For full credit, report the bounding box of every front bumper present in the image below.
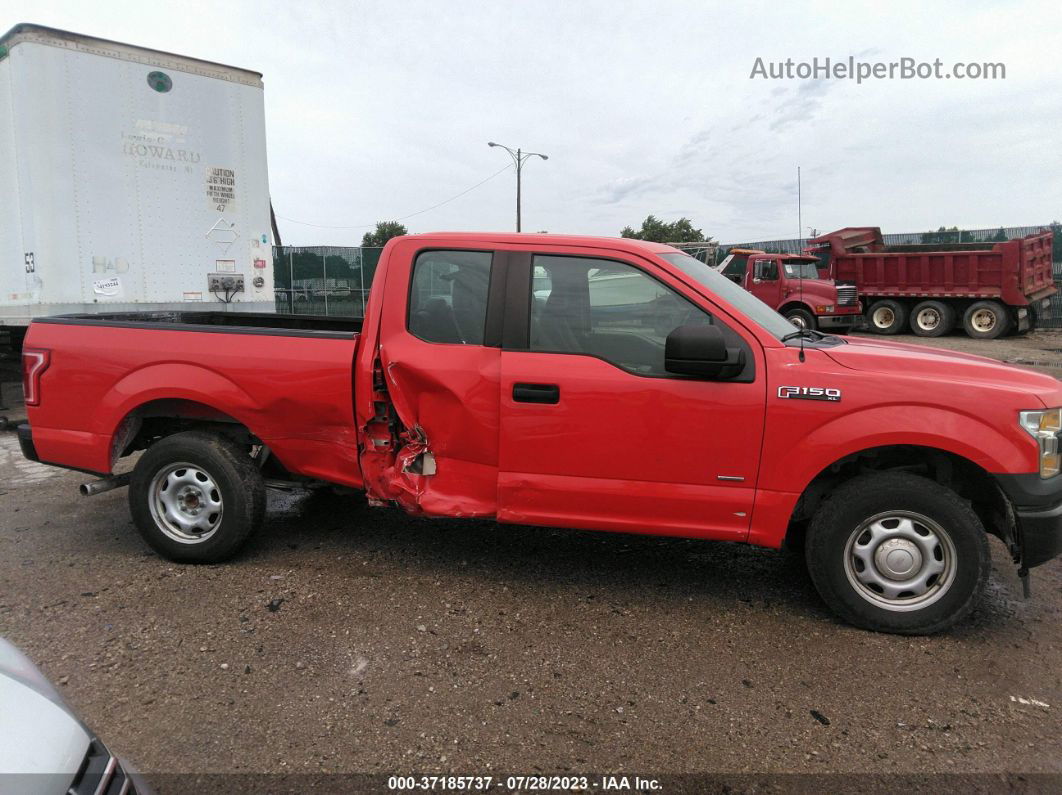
[817,313,864,329]
[994,473,1062,568]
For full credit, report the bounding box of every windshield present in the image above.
[660,252,797,340]
[782,260,820,279]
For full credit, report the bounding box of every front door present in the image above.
[497,251,767,540]
[749,256,783,308]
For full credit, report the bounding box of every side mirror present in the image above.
[665,324,745,379]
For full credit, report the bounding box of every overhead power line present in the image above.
[275,163,514,231]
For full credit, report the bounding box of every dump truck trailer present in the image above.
[805,227,1055,338]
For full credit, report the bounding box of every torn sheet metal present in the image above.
[359,351,500,518]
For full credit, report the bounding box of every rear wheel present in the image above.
[910,300,955,337]
[867,300,907,335]
[962,300,1011,339]
[805,472,989,634]
[785,307,817,331]
[129,431,265,563]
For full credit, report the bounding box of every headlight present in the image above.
[1019,408,1062,478]
[816,305,835,314]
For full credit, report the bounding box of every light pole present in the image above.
[488,142,548,232]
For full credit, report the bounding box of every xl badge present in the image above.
[778,386,841,402]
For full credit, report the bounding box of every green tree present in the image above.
[1049,221,1061,263]
[362,221,408,248]
[919,225,991,244]
[920,226,961,245]
[990,227,1009,242]
[620,215,708,244]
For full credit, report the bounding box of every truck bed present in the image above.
[828,230,1055,305]
[23,312,363,485]
[35,311,361,337]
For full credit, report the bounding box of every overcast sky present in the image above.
[9,0,1062,245]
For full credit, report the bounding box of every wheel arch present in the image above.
[750,402,1034,551]
[99,364,268,468]
[779,301,815,316]
[782,443,1014,553]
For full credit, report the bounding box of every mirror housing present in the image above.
[664,324,745,379]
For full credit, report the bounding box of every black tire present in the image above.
[866,300,907,335]
[129,431,265,563]
[962,300,1011,340]
[805,471,989,635]
[784,307,817,331]
[909,300,955,337]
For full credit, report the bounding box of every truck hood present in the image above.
[822,336,1062,403]
[784,278,836,297]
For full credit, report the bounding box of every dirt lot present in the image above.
[1,333,1061,791]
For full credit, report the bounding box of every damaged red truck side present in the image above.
[19,233,1062,634]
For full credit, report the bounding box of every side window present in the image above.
[529,255,714,376]
[408,250,492,344]
[753,258,778,280]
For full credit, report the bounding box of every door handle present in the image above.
[513,383,560,404]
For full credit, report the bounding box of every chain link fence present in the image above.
[273,246,381,317]
[723,223,1060,256]
[275,223,1062,325]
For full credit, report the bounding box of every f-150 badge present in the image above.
[778,386,841,402]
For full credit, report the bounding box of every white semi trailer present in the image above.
[0,24,275,339]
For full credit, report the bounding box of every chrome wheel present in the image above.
[789,314,808,329]
[970,308,997,333]
[915,307,941,331]
[871,306,894,330]
[843,511,956,612]
[148,462,224,543]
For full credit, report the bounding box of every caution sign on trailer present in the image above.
[206,167,236,212]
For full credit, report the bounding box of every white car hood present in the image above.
[0,652,89,793]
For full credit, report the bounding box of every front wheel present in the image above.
[805,472,989,634]
[129,431,266,563]
[785,307,817,331]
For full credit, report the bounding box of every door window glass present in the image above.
[753,259,778,280]
[529,256,713,375]
[408,251,492,344]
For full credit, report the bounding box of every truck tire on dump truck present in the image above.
[0,24,275,342]
[805,227,1056,339]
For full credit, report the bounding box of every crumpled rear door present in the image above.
[355,241,504,517]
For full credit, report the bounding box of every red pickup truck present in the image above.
[18,233,1062,634]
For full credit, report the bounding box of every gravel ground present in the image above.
[1,333,1061,791]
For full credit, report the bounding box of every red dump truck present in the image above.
[714,248,862,332]
[805,227,1056,338]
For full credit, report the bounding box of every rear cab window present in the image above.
[408,251,493,344]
